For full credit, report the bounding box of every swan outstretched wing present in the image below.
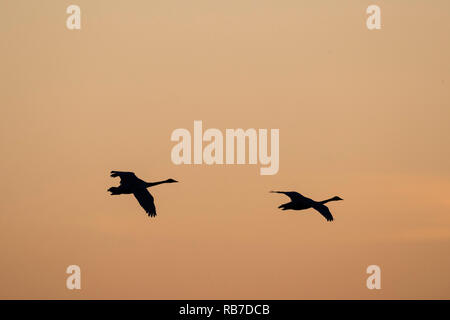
[312,203,334,221]
[133,188,156,217]
[270,191,307,202]
[111,171,138,184]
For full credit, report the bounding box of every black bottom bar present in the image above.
[2,300,448,319]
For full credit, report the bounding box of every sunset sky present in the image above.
[1,0,449,299]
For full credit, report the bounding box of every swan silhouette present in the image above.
[270,191,343,221]
[108,171,178,217]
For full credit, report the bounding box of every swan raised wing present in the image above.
[110,171,140,185]
[270,191,308,202]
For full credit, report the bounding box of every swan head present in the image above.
[332,196,343,201]
[166,178,178,183]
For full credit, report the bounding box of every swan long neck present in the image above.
[145,179,170,188]
[320,197,338,204]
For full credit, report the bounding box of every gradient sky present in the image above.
[1,0,449,299]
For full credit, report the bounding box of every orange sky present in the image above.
[0,0,449,299]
